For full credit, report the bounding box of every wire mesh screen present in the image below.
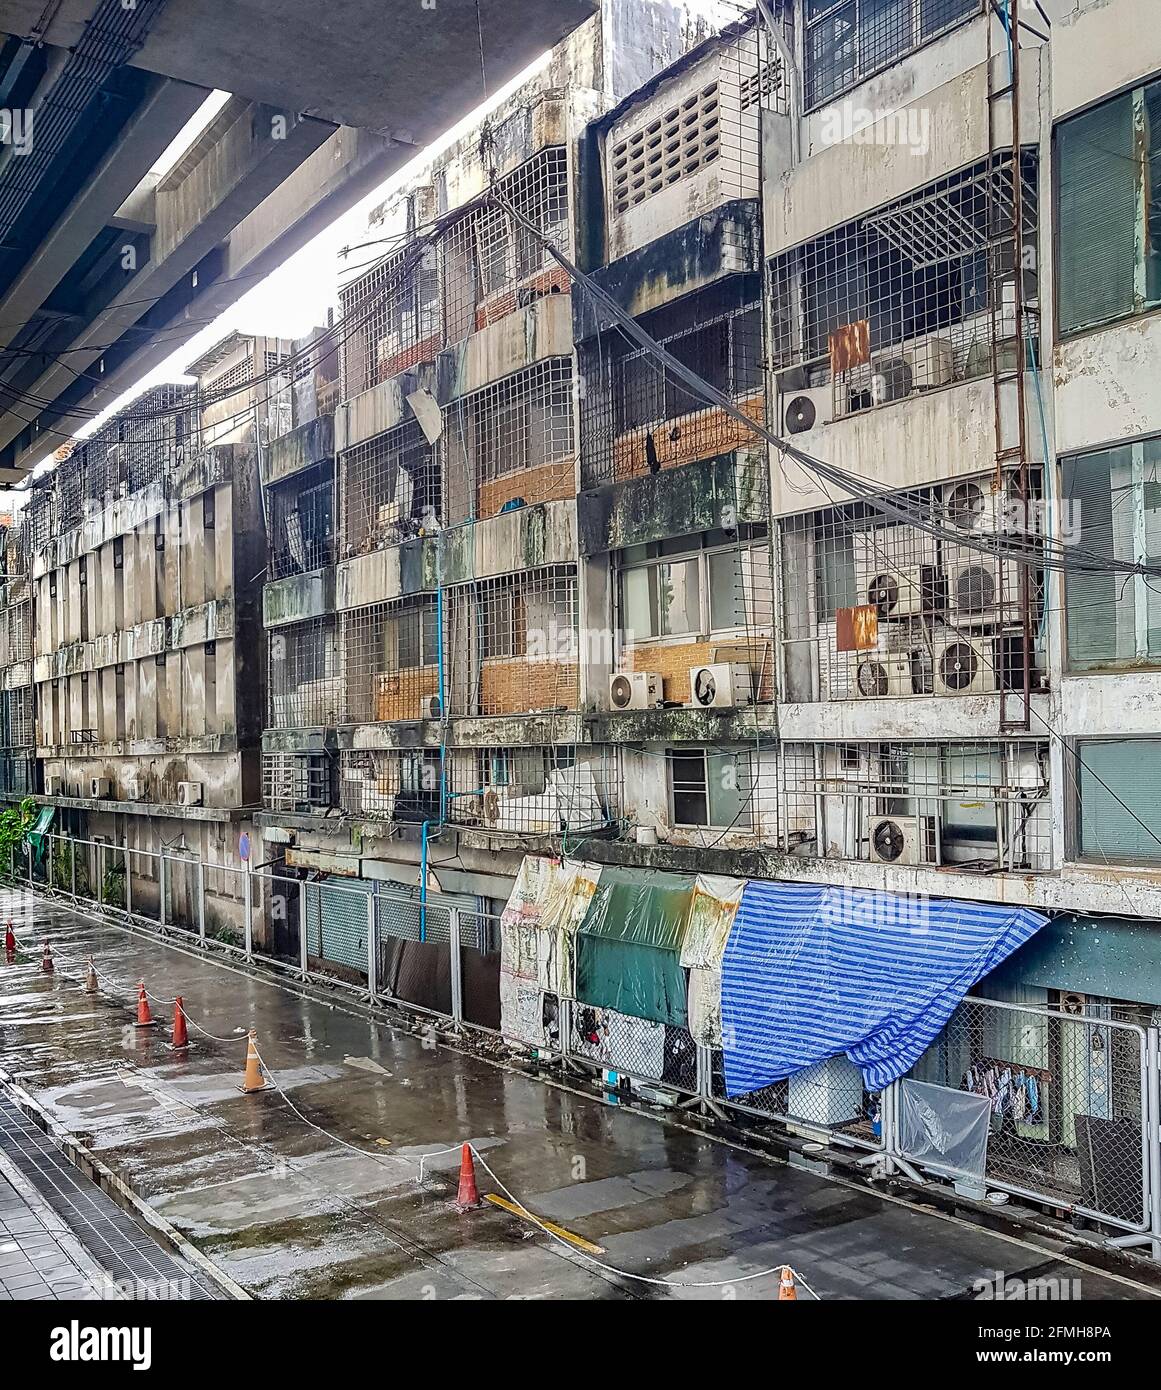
[338,146,571,400]
[339,418,440,554]
[713,1051,880,1143]
[267,464,334,578]
[443,565,578,717]
[339,748,441,821]
[570,1004,698,1094]
[769,151,1038,413]
[909,995,1147,1230]
[0,596,31,667]
[341,598,439,724]
[268,618,342,727]
[803,0,982,111]
[578,277,764,488]
[779,738,1052,871]
[445,746,617,838]
[444,356,576,523]
[778,473,1045,703]
[263,751,335,813]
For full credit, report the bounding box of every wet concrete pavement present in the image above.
[0,888,1156,1301]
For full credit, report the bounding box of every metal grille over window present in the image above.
[443,566,579,717]
[268,618,342,727]
[338,146,571,400]
[267,462,334,578]
[778,738,1052,872]
[578,278,764,488]
[804,0,981,112]
[444,357,576,521]
[339,418,441,553]
[769,151,1038,417]
[777,472,1045,703]
[341,598,441,725]
[445,745,617,839]
[263,751,334,813]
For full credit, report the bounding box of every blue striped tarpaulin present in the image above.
[720,881,1047,1095]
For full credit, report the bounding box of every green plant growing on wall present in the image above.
[0,797,37,879]
[49,837,91,896]
[102,856,126,909]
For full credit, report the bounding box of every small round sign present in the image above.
[238,831,251,863]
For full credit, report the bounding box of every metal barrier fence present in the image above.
[899,995,1152,1236]
[5,836,502,1036]
[6,837,1161,1251]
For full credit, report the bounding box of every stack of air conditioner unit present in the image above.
[942,479,1009,627]
[932,636,998,696]
[853,528,941,621]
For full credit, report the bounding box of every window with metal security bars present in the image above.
[769,152,1038,411]
[338,147,570,399]
[1075,738,1161,867]
[263,751,334,813]
[581,278,764,488]
[338,748,440,821]
[444,567,578,717]
[341,598,440,725]
[268,619,341,727]
[610,82,721,214]
[1061,436,1161,672]
[339,419,440,555]
[268,464,334,578]
[445,746,613,837]
[443,357,575,520]
[669,747,754,829]
[777,475,1043,703]
[1,688,33,749]
[1057,77,1161,335]
[781,738,1051,870]
[803,0,980,111]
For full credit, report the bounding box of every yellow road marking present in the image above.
[484,1193,605,1254]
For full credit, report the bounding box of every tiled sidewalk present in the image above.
[0,1154,110,1300]
[0,1095,218,1300]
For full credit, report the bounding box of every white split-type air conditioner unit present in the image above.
[862,564,943,619]
[177,781,203,807]
[782,384,834,436]
[89,776,110,800]
[855,652,913,699]
[45,775,63,797]
[688,662,753,709]
[934,637,998,696]
[418,694,442,720]
[946,549,1003,623]
[869,815,922,867]
[905,335,955,390]
[609,671,662,711]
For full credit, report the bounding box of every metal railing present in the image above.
[6,836,1161,1252]
[4,833,501,1036]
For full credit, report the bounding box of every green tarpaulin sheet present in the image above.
[27,805,54,864]
[575,935,689,1027]
[574,866,698,1027]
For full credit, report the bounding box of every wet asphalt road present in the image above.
[0,889,1155,1301]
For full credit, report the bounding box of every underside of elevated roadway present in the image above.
[0,0,596,479]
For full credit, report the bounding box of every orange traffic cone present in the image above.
[778,1266,797,1300]
[134,981,155,1028]
[239,1030,266,1092]
[40,940,53,974]
[84,958,98,994]
[170,997,189,1050]
[454,1142,482,1210]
